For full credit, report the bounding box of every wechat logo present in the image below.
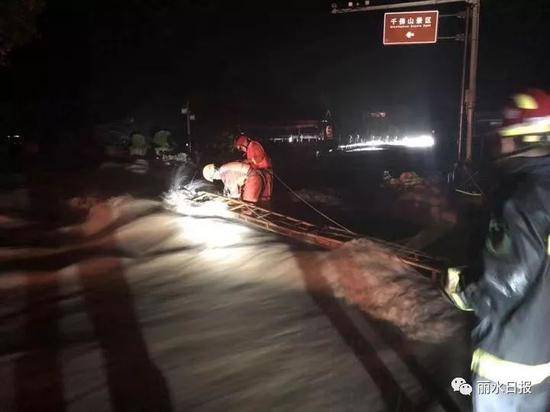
[451,377,473,396]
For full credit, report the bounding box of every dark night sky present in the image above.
[1,0,549,141]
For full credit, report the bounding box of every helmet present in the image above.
[202,164,218,182]
[500,89,550,140]
[494,90,550,157]
[234,134,250,152]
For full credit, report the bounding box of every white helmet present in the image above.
[202,164,219,182]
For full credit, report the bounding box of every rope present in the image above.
[455,189,483,197]
[453,163,485,197]
[269,171,355,234]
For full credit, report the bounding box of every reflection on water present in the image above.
[0,194,470,411]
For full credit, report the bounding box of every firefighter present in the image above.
[203,161,269,203]
[444,89,550,410]
[234,134,273,202]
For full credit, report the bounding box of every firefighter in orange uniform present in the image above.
[233,134,273,203]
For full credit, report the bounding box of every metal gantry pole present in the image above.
[332,0,481,165]
[465,0,480,162]
[457,5,471,161]
[332,0,473,14]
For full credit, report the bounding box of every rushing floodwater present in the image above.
[0,182,471,411]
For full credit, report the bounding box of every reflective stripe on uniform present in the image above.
[472,348,550,385]
[446,268,474,312]
[523,135,543,143]
[500,118,550,137]
[449,291,474,312]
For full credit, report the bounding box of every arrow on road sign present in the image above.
[406,31,415,39]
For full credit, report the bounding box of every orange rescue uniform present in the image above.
[243,140,273,202]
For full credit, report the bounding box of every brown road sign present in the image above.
[383,10,439,45]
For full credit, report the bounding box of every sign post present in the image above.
[383,10,439,45]
[332,0,481,166]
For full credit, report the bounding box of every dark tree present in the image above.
[0,0,45,65]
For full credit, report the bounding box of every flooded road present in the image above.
[0,172,472,411]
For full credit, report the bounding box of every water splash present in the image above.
[169,162,209,195]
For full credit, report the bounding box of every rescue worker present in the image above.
[203,161,271,203]
[444,89,550,410]
[234,134,273,202]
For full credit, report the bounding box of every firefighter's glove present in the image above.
[443,267,474,312]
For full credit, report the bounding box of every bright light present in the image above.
[338,134,435,151]
[183,217,249,248]
[164,189,251,249]
[165,190,230,217]
[348,146,384,152]
[398,134,435,148]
